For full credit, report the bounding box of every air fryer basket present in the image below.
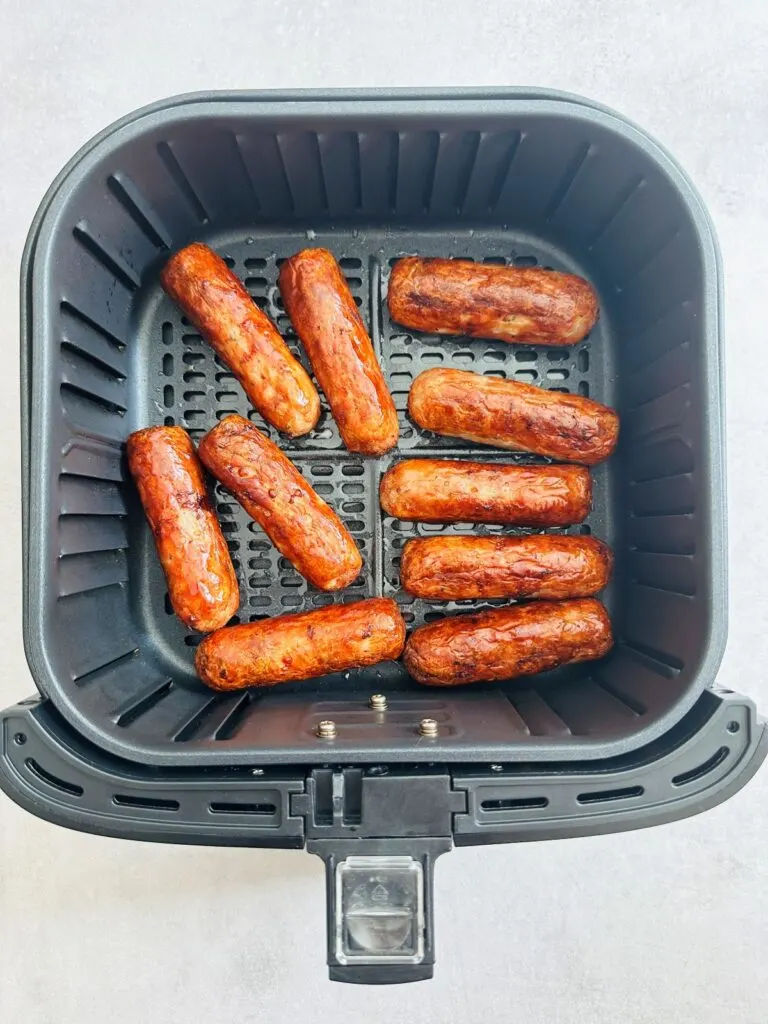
[22,90,726,765]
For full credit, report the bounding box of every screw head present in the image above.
[490,764,503,772]
[317,719,337,739]
[418,718,439,738]
[369,693,388,711]
[251,768,264,776]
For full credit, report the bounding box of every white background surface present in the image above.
[1,2,767,1021]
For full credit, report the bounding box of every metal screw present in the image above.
[490,764,503,773]
[369,693,388,711]
[316,720,337,739]
[419,718,439,738]
[251,768,264,776]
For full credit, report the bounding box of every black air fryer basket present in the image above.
[4,89,765,983]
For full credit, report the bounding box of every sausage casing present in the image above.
[126,426,239,632]
[161,243,320,437]
[388,257,598,346]
[400,534,612,601]
[198,415,362,591]
[408,368,619,465]
[404,598,613,687]
[278,248,398,454]
[380,459,591,526]
[195,598,406,691]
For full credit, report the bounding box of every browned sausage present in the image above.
[195,598,406,691]
[400,534,612,601]
[388,257,598,346]
[278,248,398,454]
[198,415,361,591]
[379,459,591,527]
[126,426,239,632]
[404,598,613,687]
[161,243,320,437]
[408,368,619,465]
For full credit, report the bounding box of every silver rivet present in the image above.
[419,718,439,738]
[369,693,388,711]
[490,764,503,773]
[317,720,337,739]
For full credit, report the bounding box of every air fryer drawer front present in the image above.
[22,90,725,765]
[1,689,764,983]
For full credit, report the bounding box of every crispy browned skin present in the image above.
[161,243,320,437]
[278,248,398,454]
[400,535,613,601]
[388,257,598,346]
[126,426,239,632]
[198,415,361,591]
[408,368,619,464]
[404,598,613,687]
[379,460,591,527]
[195,598,406,691]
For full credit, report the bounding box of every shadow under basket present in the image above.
[23,89,726,766]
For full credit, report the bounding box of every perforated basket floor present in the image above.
[22,91,725,764]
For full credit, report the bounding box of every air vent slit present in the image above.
[73,648,139,685]
[60,381,127,416]
[577,785,644,805]
[231,133,261,214]
[61,341,126,382]
[455,131,481,212]
[115,679,174,728]
[214,692,255,741]
[60,301,126,351]
[586,175,645,250]
[488,130,523,211]
[106,173,172,249]
[25,759,84,797]
[619,639,683,677]
[672,747,730,787]
[543,141,593,222]
[113,794,180,811]
[209,801,276,816]
[156,141,210,224]
[72,223,140,291]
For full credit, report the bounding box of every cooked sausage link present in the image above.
[279,248,398,454]
[379,459,591,527]
[126,426,239,632]
[161,243,320,437]
[198,415,361,591]
[400,535,612,601]
[404,599,613,687]
[195,598,406,691]
[388,257,598,346]
[408,368,619,464]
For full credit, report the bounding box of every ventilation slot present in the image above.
[214,693,254,741]
[107,173,172,248]
[60,382,127,417]
[544,141,593,222]
[157,141,210,223]
[60,301,125,351]
[113,794,180,811]
[72,223,140,290]
[25,759,84,797]
[209,801,276,816]
[73,647,138,685]
[587,175,645,251]
[115,680,173,727]
[481,796,549,811]
[672,747,730,787]
[620,639,683,678]
[577,785,644,805]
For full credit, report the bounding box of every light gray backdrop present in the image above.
[1,2,766,1021]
